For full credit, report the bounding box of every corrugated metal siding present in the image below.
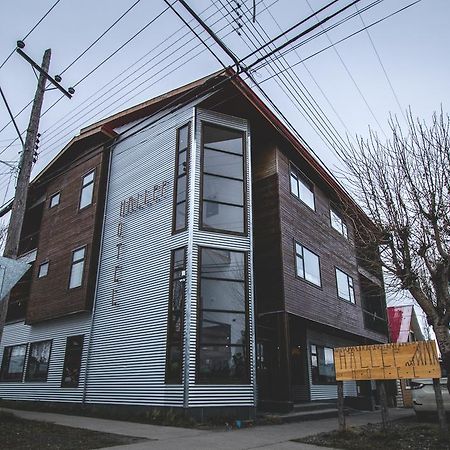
[84,105,196,407]
[0,314,91,402]
[186,109,255,407]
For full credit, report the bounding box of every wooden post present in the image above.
[337,380,346,432]
[377,380,390,430]
[433,378,448,435]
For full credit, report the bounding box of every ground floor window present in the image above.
[197,247,249,384]
[25,340,52,382]
[0,344,27,381]
[61,335,84,387]
[310,344,335,384]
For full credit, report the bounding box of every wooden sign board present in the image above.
[334,341,441,381]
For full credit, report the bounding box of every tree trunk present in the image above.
[433,324,450,395]
[433,378,448,435]
[377,380,390,430]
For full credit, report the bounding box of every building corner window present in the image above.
[330,207,348,238]
[336,268,355,303]
[289,165,315,210]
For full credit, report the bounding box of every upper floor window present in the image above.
[290,165,315,210]
[69,247,86,289]
[330,208,348,238]
[79,170,95,209]
[336,268,355,303]
[0,344,27,381]
[201,124,246,234]
[49,192,60,208]
[295,242,321,287]
[25,340,52,382]
[311,344,335,384]
[173,125,190,232]
[61,335,84,388]
[38,261,49,278]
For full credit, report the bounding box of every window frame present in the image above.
[25,339,52,382]
[165,247,186,384]
[294,241,322,288]
[172,124,191,234]
[78,169,96,210]
[68,245,87,290]
[37,261,49,278]
[61,335,84,388]
[289,164,316,211]
[199,122,247,236]
[49,192,60,208]
[0,343,28,382]
[335,267,356,304]
[310,343,336,385]
[196,246,250,385]
[330,206,348,238]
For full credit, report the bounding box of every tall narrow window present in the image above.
[336,268,355,303]
[290,165,315,210]
[201,124,245,234]
[165,248,186,383]
[295,242,321,287]
[69,247,86,289]
[330,208,348,238]
[61,335,84,387]
[0,344,27,381]
[173,125,190,232]
[25,340,52,382]
[79,170,95,209]
[198,247,249,384]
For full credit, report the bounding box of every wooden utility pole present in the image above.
[0,49,51,345]
[433,377,448,435]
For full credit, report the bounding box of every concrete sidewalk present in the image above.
[1,407,414,449]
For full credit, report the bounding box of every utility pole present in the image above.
[0,45,72,344]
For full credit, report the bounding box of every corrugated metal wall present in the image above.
[0,314,91,402]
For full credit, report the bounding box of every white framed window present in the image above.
[295,242,321,286]
[49,192,60,208]
[330,208,348,238]
[290,166,315,210]
[336,268,355,303]
[79,170,95,209]
[38,261,49,278]
[69,247,86,289]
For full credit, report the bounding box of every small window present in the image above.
[173,125,190,232]
[49,192,60,208]
[330,208,348,238]
[0,344,27,381]
[61,335,84,388]
[295,242,321,286]
[336,268,355,303]
[69,247,86,289]
[79,170,95,209]
[25,340,52,382]
[311,344,335,384]
[38,261,49,278]
[290,166,315,210]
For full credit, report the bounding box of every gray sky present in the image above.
[0,0,449,220]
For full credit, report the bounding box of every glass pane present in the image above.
[73,248,85,262]
[202,201,244,233]
[303,248,321,286]
[50,193,60,208]
[201,248,245,281]
[80,183,94,208]
[38,262,49,278]
[178,149,187,174]
[342,223,348,238]
[290,173,299,197]
[198,345,247,383]
[295,255,304,278]
[203,174,243,206]
[176,175,187,203]
[173,249,185,271]
[62,336,84,388]
[26,341,51,381]
[203,125,243,155]
[2,345,27,380]
[178,125,189,151]
[83,171,95,185]
[69,261,84,289]
[204,149,243,179]
[201,278,245,311]
[318,347,335,381]
[299,178,314,209]
[330,209,342,232]
[175,201,186,230]
[200,311,246,345]
[166,345,182,383]
[336,269,350,301]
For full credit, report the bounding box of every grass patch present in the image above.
[0,410,145,449]
[293,417,450,450]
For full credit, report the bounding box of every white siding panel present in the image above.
[0,314,91,402]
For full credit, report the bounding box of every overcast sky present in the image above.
[0,0,448,218]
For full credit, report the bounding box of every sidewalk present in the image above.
[1,406,414,450]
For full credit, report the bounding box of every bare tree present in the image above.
[342,109,450,394]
